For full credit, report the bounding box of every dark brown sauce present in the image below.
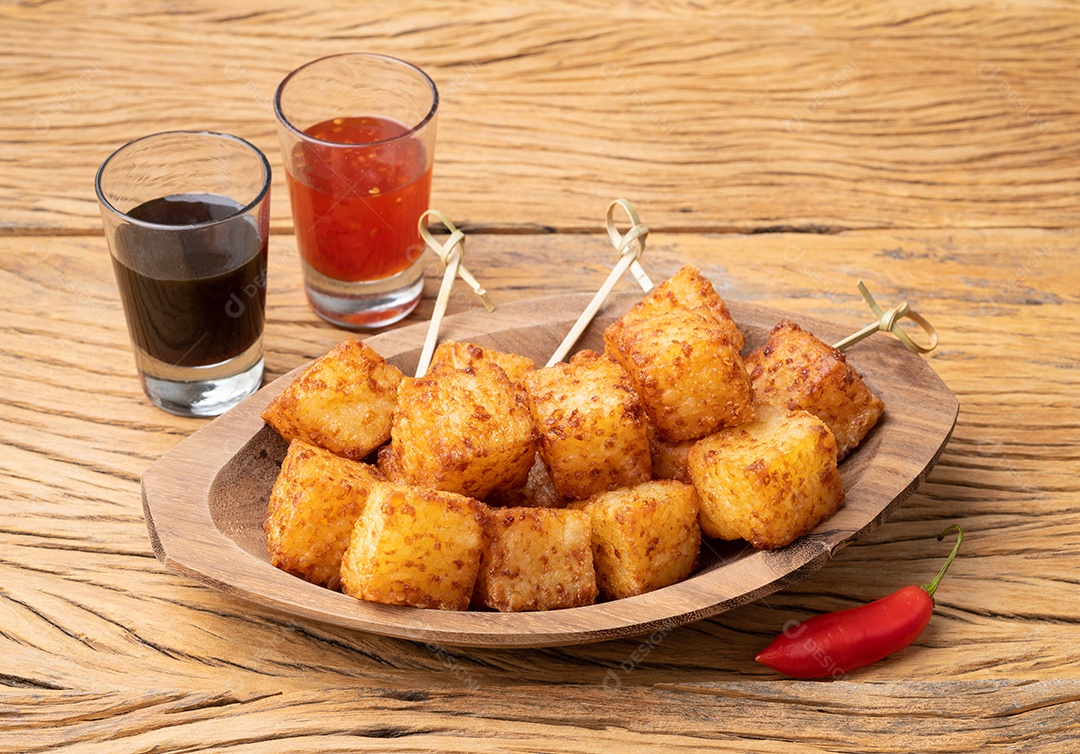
[111,193,266,367]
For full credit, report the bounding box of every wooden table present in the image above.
[3,2,1078,751]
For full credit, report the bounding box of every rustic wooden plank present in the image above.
[2,680,1078,752]
[3,1,1079,233]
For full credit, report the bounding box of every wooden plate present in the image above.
[142,292,958,648]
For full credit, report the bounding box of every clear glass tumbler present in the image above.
[96,131,271,417]
[274,52,438,329]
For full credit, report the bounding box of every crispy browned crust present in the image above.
[339,482,486,611]
[688,407,845,550]
[264,440,384,591]
[484,453,564,509]
[389,361,536,500]
[571,479,701,599]
[745,319,885,460]
[647,421,695,484]
[260,338,403,461]
[524,350,652,502]
[605,308,754,442]
[431,340,536,386]
[604,264,745,352]
[473,507,598,612]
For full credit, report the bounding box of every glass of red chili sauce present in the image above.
[274,53,438,328]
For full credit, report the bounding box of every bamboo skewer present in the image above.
[833,280,938,354]
[414,209,495,377]
[605,199,654,294]
[546,200,654,367]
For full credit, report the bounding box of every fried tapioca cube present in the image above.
[473,507,598,612]
[389,361,536,500]
[485,453,563,509]
[375,444,405,483]
[339,482,485,610]
[647,422,695,484]
[571,480,701,599]
[518,454,561,508]
[524,350,651,502]
[264,440,384,590]
[745,319,885,460]
[430,340,536,386]
[687,407,845,550]
[261,338,403,461]
[605,308,754,442]
[606,264,744,351]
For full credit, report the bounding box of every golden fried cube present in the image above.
[605,309,754,442]
[687,407,845,549]
[339,482,485,610]
[606,264,744,351]
[264,440,384,591]
[485,453,563,509]
[473,507,597,611]
[647,422,695,484]
[376,444,405,483]
[571,480,701,599]
[519,454,562,508]
[261,338,403,461]
[389,361,536,500]
[431,340,535,386]
[745,319,885,460]
[525,350,651,502]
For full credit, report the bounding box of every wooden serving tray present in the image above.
[142,292,958,648]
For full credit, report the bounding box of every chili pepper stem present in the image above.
[924,525,964,597]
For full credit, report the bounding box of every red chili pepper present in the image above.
[755,525,963,679]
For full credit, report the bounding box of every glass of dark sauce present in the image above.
[96,131,271,416]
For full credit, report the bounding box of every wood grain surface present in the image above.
[3,0,1080,751]
[3,1,1079,234]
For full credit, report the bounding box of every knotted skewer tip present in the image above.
[414,209,495,377]
[546,200,654,367]
[832,280,938,354]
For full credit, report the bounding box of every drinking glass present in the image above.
[274,52,438,328]
[96,131,271,417]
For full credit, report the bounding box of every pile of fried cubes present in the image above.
[261,265,884,612]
